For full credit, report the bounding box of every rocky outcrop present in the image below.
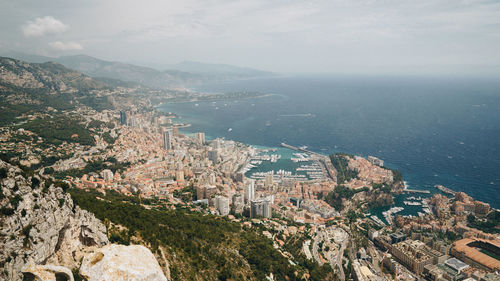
[80,244,169,281]
[21,263,74,281]
[0,160,108,281]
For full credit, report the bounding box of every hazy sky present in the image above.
[1,0,500,74]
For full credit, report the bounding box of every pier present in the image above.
[435,185,456,196]
[281,143,337,181]
[280,143,322,157]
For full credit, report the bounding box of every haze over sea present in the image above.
[162,75,500,209]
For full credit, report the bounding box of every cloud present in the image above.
[49,41,83,51]
[22,16,69,37]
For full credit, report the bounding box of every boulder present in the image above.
[21,264,74,281]
[80,244,169,281]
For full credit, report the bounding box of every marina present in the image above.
[382,206,404,225]
[243,145,330,182]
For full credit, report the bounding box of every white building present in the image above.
[216,196,230,216]
[244,180,255,203]
[101,169,114,181]
[195,132,205,145]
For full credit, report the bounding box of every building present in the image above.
[474,201,490,216]
[368,229,379,241]
[235,172,245,183]
[244,180,255,203]
[208,150,218,164]
[215,196,230,216]
[367,156,384,167]
[211,139,221,150]
[389,239,434,275]
[444,258,469,274]
[101,169,113,181]
[232,194,244,214]
[251,198,271,218]
[195,132,205,145]
[120,111,128,125]
[289,197,302,208]
[352,260,385,281]
[204,185,218,200]
[390,232,406,244]
[163,130,172,150]
[265,174,273,187]
[172,126,179,136]
[175,170,184,183]
[196,185,205,200]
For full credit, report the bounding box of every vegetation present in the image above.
[372,183,391,193]
[467,211,500,234]
[329,153,358,184]
[173,185,197,203]
[0,168,7,179]
[69,188,317,280]
[19,115,95,146]
[323,185,368,211]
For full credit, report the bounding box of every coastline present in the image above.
[158,92,499,217]
[158,101,454,223]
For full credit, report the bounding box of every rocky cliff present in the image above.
[0,160,109,281]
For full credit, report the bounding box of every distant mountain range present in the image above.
[0,51,273,89]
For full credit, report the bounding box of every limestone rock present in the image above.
[80,244,169,281]
[0,160,109,281]
[21,264,74,281]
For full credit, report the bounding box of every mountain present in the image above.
[0,51,273,89]
[54,55,194,88]
[0,57,115,125]
[0,56,108,91]
[167,60,272,77]
[0,50,54,64]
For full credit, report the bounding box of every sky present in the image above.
[1,0,500,74]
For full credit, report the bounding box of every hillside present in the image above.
[0,57,115,125]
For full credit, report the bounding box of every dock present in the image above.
[435,185,456,196]
[280,143,337,181]
[281,143,322,157]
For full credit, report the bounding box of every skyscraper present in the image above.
[244,180,255,203]
[208,150,218,164]
[215,196,230,216]
[163,129,172,150]
[250,198,271,218]
[120,111,128,126]
[195,132,205,145]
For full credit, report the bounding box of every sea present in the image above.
[159,74,500,215]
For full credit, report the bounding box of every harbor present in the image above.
[243,145,331,182]
[367,181,440,224]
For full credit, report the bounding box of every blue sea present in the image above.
[161,74,500,209]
